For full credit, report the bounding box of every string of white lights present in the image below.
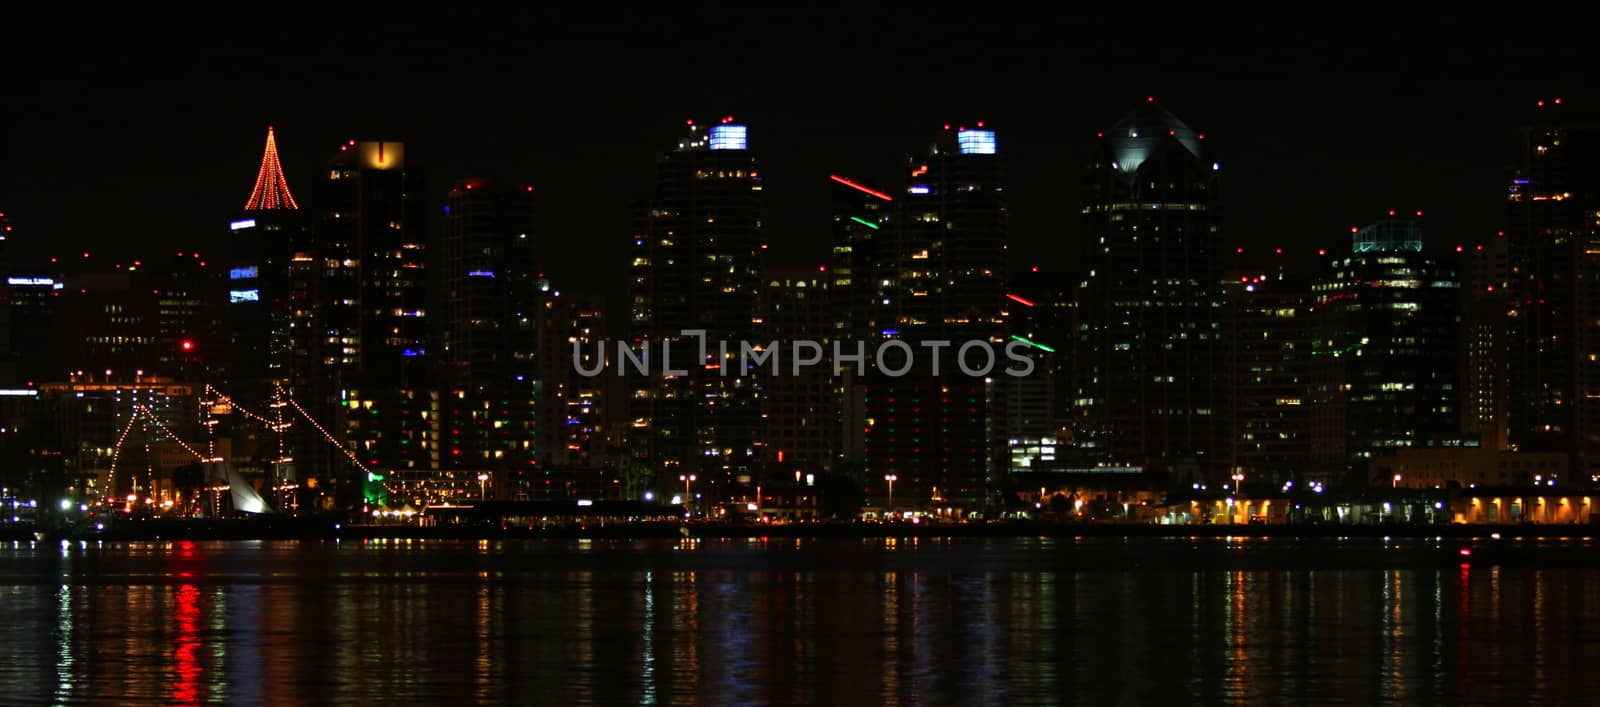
[104,410,141,499]
[276,384,371,475]
[133,405,216,463]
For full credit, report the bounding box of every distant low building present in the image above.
[1372,447,1568,489]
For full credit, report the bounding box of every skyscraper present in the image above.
[296,139,427,507]
[534,288,606,471]
[1073,99,1228,485]
[1505,105,1600,477]
[1225,252,1314,487]
[1311,214,1461,483]
[431,177,542,498]
[1004,268,1071,475]
[761,267,839,473]
[860,124,1009,510]
[629,118,764,492]
[1462,234,1509,450]
[222,127,303,397]
[442,177,538,388]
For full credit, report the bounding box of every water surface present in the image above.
[0,536,1597,705]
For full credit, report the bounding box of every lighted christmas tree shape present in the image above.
[244,126,299,211]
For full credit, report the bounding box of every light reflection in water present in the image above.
[0,537,1594,703]
[171,583,201,705]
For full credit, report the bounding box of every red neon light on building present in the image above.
[829,175,894,202]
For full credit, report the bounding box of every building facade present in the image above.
[1073,100,1229,485]
[628,119,764,493]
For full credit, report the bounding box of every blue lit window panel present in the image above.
[908,185,931,195]
[467,270,496,278]
[957,129,996,154]
[229,289,260,303]
[229,219,257,231]
[229,266,259,280]
[709,125,748,151]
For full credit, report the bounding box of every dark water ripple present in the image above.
[0,537,1596,705]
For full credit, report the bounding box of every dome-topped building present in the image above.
[1104,98,1205,178]
[1073,99,1228,485]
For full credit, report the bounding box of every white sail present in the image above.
[227,465,272,514]
[207,461,273,514]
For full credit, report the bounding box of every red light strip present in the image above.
[244,126,300,211]
[830,174,894,202]
[1006,293,1035,307]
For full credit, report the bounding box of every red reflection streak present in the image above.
[173,584,201,705]
[1455,562,1471,698]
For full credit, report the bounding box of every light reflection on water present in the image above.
[0,537,1598,704]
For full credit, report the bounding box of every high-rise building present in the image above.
[434,177,542,497]
[1311,214,1461,484]
[1073,99,1229,485]
[222,127,304,398]
[1462,234,1509,450]
[534,288,605,471]
[1504,106,1600,477]
[1004,269,1071,474]
[0,213,61,386]
[6,272,58,386]
[57,270,159,378]
[828,174,897,344]
[629,118,764,493]
[1225,252,1314,487]
[296,138,427,507]
[442,177,538,388]
[761,267,839,473]
[828,174,898,469]
[138,253,215,382]
[860,124,1009,510]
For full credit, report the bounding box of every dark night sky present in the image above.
[2,8,1595,303]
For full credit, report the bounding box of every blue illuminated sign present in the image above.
[957,129,996,155]
[230,219,257,231]
[709,124,748,151]
[229,266,258,280]
[229,289,260,303]
[467,270,495,278]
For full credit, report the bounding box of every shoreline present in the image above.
[10,520,1600,542]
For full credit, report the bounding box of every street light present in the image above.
[885,474,898,509]
[679,474,696,514]
[477,473,489,499]
[1393,473,1402,489]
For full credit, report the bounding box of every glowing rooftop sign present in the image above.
[229,266,258,280]
[709,124,748,151]
[229,289,260,303]
[6,277,53,286]
[958,129,996,155]
[230,219,258,231]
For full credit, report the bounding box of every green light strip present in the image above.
[1010,335,1055,353]
[849,216,880,230]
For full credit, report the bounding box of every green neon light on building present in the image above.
[1010,335,1056,353]
[849,216,880,230]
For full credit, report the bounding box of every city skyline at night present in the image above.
[5,10,1600,705]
